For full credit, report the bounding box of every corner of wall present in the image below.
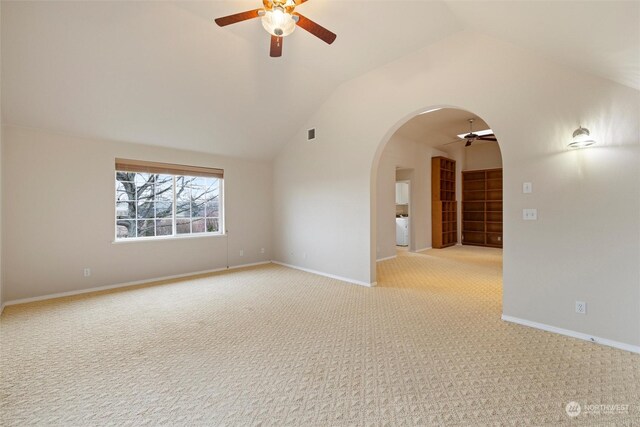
[0,125,3,311]
[0,0,4,309]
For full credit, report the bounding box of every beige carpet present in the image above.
[1,246,638,425]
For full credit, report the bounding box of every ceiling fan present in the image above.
[214,0,337,58]
[445,119,497,147]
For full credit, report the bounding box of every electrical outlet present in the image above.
[83,268,91,277]
[260,248,265,254]
[523,208,537,220]
[576,301,587,314]
[239,250,244,257]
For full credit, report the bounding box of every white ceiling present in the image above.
[446,1,640,91]
[394,108,491,150]
[2,1,638,159]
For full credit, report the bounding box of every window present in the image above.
[115,159,223,240]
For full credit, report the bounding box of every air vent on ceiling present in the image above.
[307,128,316,141]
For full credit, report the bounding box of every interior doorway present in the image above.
[374,107,503,281]
[395,176,410,250]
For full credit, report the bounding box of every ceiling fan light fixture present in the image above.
[262,7,297,37]
[215,0,336,57]
[569,126,596,148]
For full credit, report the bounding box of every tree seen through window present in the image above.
[116,172,221,239]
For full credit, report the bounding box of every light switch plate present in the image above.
[523,208,537,220]
[523,182,533,194]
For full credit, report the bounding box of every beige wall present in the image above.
[0,1,3,307]
[2,126,272,301]
[463,142,503,171]
[273,31,640,347]
[0,125,2,307]
[376,135,446,260]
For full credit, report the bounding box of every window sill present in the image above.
[113,233,227,244]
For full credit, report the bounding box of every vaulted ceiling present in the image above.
[2,1,638,159]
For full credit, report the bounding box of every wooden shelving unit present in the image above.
[461,168,503,248]
[431,156,457,249]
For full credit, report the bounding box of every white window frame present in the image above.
[114,172,225,242]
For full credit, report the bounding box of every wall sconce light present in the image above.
[569,126,596,148]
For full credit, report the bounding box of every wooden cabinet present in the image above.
[431,157,457,248]
[462,168,503,248]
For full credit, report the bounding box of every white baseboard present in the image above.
[272,261,374,288]
[376,255,397,262]
[2,261,272,308]
[415,247,432,253]
[501,314,640,354]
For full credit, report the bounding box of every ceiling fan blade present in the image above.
[477,136,498,141]
[293,13,337,44]
[270,35,283,57]
[214,9,262,27]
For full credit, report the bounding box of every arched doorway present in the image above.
[370,106,504,286]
